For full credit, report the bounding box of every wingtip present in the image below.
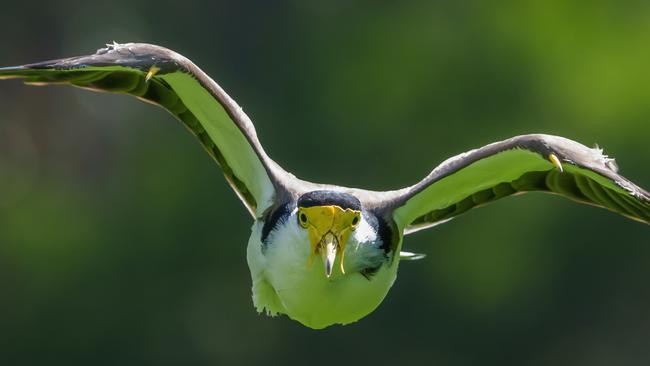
[0,65,29,79]
[0,65,26,72]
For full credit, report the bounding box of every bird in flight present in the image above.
[1,43,648,329]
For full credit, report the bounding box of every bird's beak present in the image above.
[300,205,359,277]
[321,232,338,277]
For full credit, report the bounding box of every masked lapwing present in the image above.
[1,43,648,329]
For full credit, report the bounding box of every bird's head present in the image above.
[297,190,362,277]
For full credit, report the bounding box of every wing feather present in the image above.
[0,43,290,217]
[388,134,650,234]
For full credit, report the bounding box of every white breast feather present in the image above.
[246,212,400,329]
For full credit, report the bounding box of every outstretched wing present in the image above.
[0,42,288,217]
[389,134,650,234]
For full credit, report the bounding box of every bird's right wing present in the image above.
[387,134,650,234]
[0,42,290,217]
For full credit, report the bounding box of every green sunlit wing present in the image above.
[390,134,650,234]
[0,42,286,217]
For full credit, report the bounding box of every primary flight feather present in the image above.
[1,43,648,329]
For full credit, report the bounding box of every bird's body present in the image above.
[247,212,397,328]
[1,42,649,329]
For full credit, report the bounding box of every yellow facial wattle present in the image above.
[298,205,360,277]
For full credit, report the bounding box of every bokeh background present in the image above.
[1,1,649,365]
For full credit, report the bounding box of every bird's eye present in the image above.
[351,215,359,227]
[299,212,308,227]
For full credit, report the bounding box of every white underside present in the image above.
[246,217,400,329]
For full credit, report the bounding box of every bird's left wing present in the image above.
[387,134,650,234]
[0,43,288,217]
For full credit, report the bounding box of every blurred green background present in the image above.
[1,1,649,365]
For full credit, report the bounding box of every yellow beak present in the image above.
[321,232,338,277]
[299,205,360,277]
